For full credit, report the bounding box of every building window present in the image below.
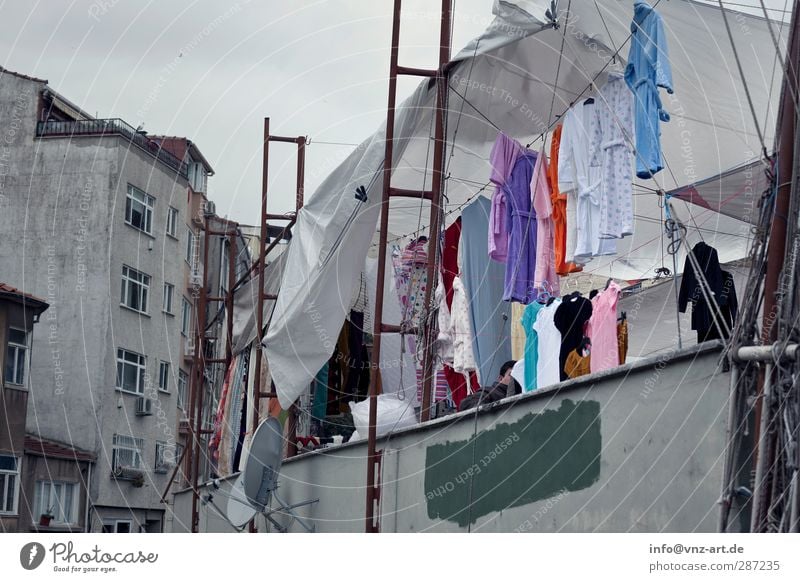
[158,361,169,392]
[181,297,192,337]
[154,442,173,474]
[116,348,146,395]
[188,162,206,193]
[125,184,154,234]
[33,481,77,525]
[102,520,132,533]
[4,328,28,386]
[162,282,174,314]
[120,265,150,314]
[166,207,179,238]
[111,435,144,471]
[0,456,20,514]
[177,370,188,411]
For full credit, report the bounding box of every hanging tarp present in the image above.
[265,0,786,407]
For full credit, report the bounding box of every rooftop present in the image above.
[25,434,96,463]
[0,282,49,314]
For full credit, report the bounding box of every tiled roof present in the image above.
[25,434,96,462]
[0,282,49,311]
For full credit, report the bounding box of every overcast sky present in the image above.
[0,0,499,225]
[0,0,790,226]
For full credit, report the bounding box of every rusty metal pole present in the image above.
[753,4,800,532]
[252,118,270,444]
[419,0,451,423]
[226,231,236,364]
[365,0,403,534]
[296,137,306,211]
[190,210,212,532]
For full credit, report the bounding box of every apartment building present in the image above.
[0,65,219,532]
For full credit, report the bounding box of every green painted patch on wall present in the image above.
[424,399,601,527]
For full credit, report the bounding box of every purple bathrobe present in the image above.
[503,150,538,304]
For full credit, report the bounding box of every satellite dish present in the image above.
[243,416,283,511]
[225,474,256,528]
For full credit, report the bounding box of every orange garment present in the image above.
[548,124,582,276]
[565,348,591,379]
[617,319,629,365]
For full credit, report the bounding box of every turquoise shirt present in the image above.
[522,301,545,391]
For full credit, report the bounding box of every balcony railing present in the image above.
[36,118,188,178]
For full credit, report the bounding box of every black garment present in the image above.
[696,270,738,342]
[554,293,593,381]
[678,242,724,334]
[457,381,514,412]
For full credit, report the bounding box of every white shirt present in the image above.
[451,276,477,373]
[533,299,562,388]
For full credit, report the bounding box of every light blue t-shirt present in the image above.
[521,301,545,391]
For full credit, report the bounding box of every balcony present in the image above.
[36,118,188,178]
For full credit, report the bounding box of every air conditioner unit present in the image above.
[178,418,190,433]
[135,397,153,416]
[204,201,216,217]
[112,466,145,482]
[189,272,203,287]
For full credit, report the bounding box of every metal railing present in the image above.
[36,118,188,178]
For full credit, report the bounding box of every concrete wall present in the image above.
[173,342,733,533]
[0,72,189,529]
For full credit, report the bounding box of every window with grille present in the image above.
[120,265,150,313]
[0,455,19,514]
[125,184,154,234]
[166,206,178,238]
[154,442,174,473]
[4,328,28,385]
[116,348,146,394]
[111,435,144,471]
[33,480,77,524]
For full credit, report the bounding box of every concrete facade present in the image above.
[173,342,736,533]
[0,69,214,532]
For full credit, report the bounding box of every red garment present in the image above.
[548,125,582,276]
[442,218,462,309]
[444,365,479,409]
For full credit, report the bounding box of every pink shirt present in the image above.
[588,282,621,373]
[531,149,560,296]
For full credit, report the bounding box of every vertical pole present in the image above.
[754,6,800,526]
[365,0,403,534]
[226,231,236,365]
[419,0,451,423]
[190,210,211,533]
[296,137,306,211]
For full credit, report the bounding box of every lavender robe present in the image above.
[488,132,523,262]
[503,150,538,304]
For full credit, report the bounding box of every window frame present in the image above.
[180,297,192,337]
[33,480,78,525]
[0,455,20,515]
[125,184,155,235]
[177,370,188,411]
[111,434,144,471]
[115,348,146,395]
[162,282,174,315]
[166,206,179,238]
[154,441,173,474]
[120,265,151,314]
[157,361,170,393]
[5,327,29,386]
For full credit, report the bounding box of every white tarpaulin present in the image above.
[266,0,786,407]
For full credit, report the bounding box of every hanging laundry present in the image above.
[625,1,674,179]
[443,366,478,410]
[521,300,545,391]
[397,237,430,329]
[587,282,622,373]
[533,298,562,389]
[593,72,635,238]
[548,124,582,275]
[441,218,462,309]
[451,276,478,373]
[558,99,616,263]
[488,132,523,262]
[510,302,526,360]
[565,345,591,379]
[617,316,629,365]
[554,292,593,381]
[435,277,454,363]
[504,149,539,304]
[697,270,738,343]
[678,242,727,342]
[531,148,561,295]
[462,197,513,385]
